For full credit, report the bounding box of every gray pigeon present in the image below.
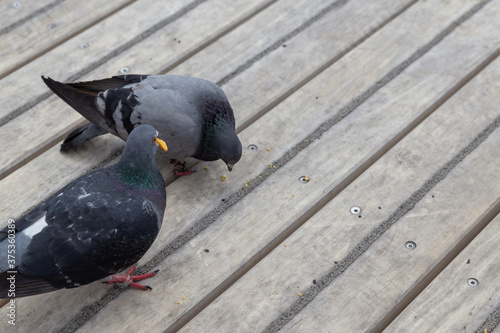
[0,125,168,298]
[42,75,242,176]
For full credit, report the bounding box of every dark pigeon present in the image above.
[0,125,168,298]
[42,75,242,175]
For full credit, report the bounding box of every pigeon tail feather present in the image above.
[61,123,107,152]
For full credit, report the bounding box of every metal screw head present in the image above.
[80,43,89,49]
[120,67,129,74]
[247,144,257,151]
[405,241,416,250]
[350,206,361,215]
[12,2,21,8]
[299,176,310,183]
[467,278,479,287]
[48,23,57,29]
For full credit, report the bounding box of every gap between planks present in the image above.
[372,197,500,332]
[0,0,277,182]
[0,0,136,80]
[0,0,62,35]
[0,0,207,127]
[18,0,492,330]
[170,45,500,333]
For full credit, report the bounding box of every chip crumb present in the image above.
[164,290,168,293]
[90,290,93,293]
[292,194,294,197]
[283,243,287,247]
[266,148,270,151]
[248,171,252,174]
[304,176,310,181]
[177,301,180,305]
[221,175,226,181]
[204,166,208,170]
[298,292,302,297]
[182,296,186,300]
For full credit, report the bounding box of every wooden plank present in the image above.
[281,112,500,332]
[0,0,55,32]
[0,0,444,330]
[0,0,133,78]
[0,0,417,220]
[0,3,464,224]
[71,2,500,332]
[0,0,192,120]
[178,9,500,333]
[384,215,500,332]
[0,0,274,178]
[0,0,340,178]
[0,0,422,331]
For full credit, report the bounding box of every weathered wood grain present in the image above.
[0,0,417,223]
[0,0,192,119]
[280,65,500,333]
[0,0,56,32]
[179,8,500,333]
[74,1,500,332]
[0,0,133,78]
[0,0,273,178]
[385,215,500,332]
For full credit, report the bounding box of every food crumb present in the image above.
[90,290,93,293]
[291,194,294,197]
[283,243,287,247]
[204,166,208,170]
[304,176,310,181]
[266,148,270,151]
[164,290,168,293]
[298,292,302,297]
[177,301,180,305]
[221,175,226,181]
[182,296,186,300]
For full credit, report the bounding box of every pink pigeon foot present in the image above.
[170,159,195,176]
[104,265,159,290]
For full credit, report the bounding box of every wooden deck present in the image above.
[1,0,500,332]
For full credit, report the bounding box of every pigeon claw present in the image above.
[170,159,195,176]
[104,265,158,291]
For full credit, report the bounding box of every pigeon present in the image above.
[42,75,243,176]
[0,125,168,298]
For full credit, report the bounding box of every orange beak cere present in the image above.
[154,138,168,151]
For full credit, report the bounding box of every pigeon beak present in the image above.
[154,138,168,151]
[226,163,234,172]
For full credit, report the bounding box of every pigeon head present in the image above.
[116,125,168,188]
[207,118,242,172]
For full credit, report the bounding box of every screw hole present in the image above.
[80,43,89,49]
[299,176,310,183]
[467,278,479,287]
[120,67,129,74]
[405,241,416,250]
[247,144,257,151]
[12,2,21,8]
[350,206,361,214]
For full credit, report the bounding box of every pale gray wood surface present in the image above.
[385,215,500,332]
[0,0,133,77]
[0,0,499,332]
